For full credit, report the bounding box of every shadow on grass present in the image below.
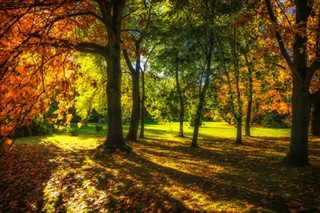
[129,136,320,211]
[0,143,62,212]
[1,134,320,212]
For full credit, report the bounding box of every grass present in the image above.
[143,122,291,138]
[0,122,319,212]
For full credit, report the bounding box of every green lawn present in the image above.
[1,122,319,212]
[143,122,291,138]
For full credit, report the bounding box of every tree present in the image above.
[121,0,154,141]
[190,0,216,148]
[74,53,107,121]
[265,0,320,165]
[1,0,132,150]
[0,1,79,149]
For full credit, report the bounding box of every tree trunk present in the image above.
[104,1,126,150]
[284,77,310,165]
[245,98,252,137]
[175,65,184,137]
[126,70,140,140]
[191,54,211,148]
[139,69,145,138]
[245,55,253,137]
[265,0,313,166]
[124,39,142,141]
[311,102,320,136]
[235,117,242,144]
[283,0,310,166]
[104,48,125,149]
[191,90,205,148]
[126,54,140,141]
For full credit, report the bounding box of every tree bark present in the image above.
[245,55,253,137]
[139,68,145,138]
[236,117,242,144]
[284,76,310,165]
[283,0,310,166]
[245,98,252,137]
[124,43,141,141]
[104,48,125,149]
[191,53,212,148]
[126,68,140,141]
[191,88,206,148]
[104,0,126,150]
[175,65,185,137]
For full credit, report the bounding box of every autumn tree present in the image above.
[121,0,154,141]
[0,1,77,151]
[0,0,138,151]
[265,0,320,166]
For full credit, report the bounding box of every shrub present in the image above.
[261,111,289,128]
[14,119,53,137]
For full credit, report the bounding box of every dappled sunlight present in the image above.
[42,155,111,212]
[40,135,101,151]
[2,125,320,212]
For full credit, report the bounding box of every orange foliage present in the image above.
[0,1,80,142]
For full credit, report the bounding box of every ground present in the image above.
[0,122,319,212]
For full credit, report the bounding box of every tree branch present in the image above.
[28,32,107,56]
[265,0,295,72]
[122,49,135,74]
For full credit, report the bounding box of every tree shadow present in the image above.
[1,134,319,212]
[0,142,62,212]
[127,136,320,211]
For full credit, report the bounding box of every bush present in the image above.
[261,111,289,128]
[14,119,53,137]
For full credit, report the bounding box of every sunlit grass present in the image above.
[3,122,319,212]
[41,135,101,150]
[144,121,291,139]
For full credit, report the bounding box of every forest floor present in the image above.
[0,123,320,212]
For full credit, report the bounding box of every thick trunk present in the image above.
[311,102,320,136]
[139,70,145,138]
[283,0,310,166]
[284,76,310,166]
[103,0,126,149]
[236,117,242,144]
[104,49,125,148]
